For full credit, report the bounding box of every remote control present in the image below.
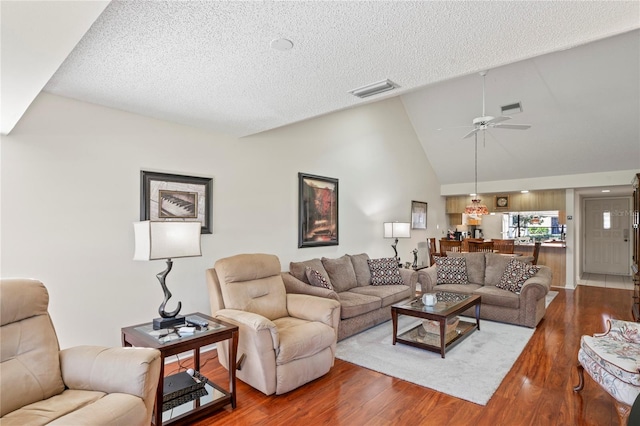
[185,316,208,327]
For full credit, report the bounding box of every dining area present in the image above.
[429,238,539,263]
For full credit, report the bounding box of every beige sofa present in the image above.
[417,252,552,328]
[282,253,418,340]
[0,279,161,426]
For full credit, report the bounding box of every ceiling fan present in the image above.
[460,70,531,139]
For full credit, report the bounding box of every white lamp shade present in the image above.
[383,222,411,238]
[133,221,202,261]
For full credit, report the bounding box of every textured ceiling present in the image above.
[3,1,639,190]
[42,1,639,139]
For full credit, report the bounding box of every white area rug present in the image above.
[335,291,559,406]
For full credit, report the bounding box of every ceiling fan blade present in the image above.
[463,128,480,139]
[493,123,531,130]
[486,115,511,124]
[436,125,474,131]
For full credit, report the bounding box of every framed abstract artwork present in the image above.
[298,173,339,248]
[140,171,212,234]
[411,200,428,229]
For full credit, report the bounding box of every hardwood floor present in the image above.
[165,285,634,425]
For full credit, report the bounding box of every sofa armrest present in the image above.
[215,308,279,351]
[399,269,418,294]
[281,272,339,301]
[286,293,341,332]
[60,346,161,400]
[520,265,551,300]
[417,266,437,292]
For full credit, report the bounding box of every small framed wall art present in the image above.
[140,171,212,234]
[298,173,339,248]
[411,200,428,229]
[494,195,510,210]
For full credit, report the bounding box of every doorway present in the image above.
[583,197,632,275]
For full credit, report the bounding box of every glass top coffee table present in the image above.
[391,292,481,358]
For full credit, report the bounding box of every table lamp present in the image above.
[383,222,411,265]
[133,221,202,329]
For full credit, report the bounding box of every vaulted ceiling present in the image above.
[3,1,639,189]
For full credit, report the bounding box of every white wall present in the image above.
[1,93,444,348]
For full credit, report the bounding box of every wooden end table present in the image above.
[121,312,238,426]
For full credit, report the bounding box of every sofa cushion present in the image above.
[336,292,382,319]
[435,257,468,285]
[445,252,486,285]
[431,283,481,295]
[273,317,337,364]
[496,258,541,293]
[474,286,520,309]
[304,267,333,290]
[484,253,512,285]
[290,258,332,288]
[580,335,640,386]
[322,255,358,292]
[348,253,372,286]
[367,258,404,285]
[349,285,411,307]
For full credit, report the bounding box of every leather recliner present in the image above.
[206,253,340,395]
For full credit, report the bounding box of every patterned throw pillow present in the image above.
[367,258,404,285]
[435,257,468,285]
[304,267,333,290]
[496,258,541,293]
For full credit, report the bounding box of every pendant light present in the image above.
[464,133,489,217]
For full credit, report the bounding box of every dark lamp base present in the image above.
[153,315,185,330]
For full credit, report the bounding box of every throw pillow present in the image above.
[304,267,333,290]
[445,252,486,284]
[435,257,468,285]
[289,258,332,287]
[496,258,541,293]
[367,258,404,285]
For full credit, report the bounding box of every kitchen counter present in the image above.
[515,241,566,248]
[515,243,565,287]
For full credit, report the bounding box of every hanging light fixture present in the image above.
[464,133,489,217]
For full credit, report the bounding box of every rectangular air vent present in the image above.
[349,79,399,99]
[501,102,523,115]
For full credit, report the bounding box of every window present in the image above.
[502,211,564,241]
[603,211,611,230]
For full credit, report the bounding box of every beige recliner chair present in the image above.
[206,253,341,395]
[0,279,161,425]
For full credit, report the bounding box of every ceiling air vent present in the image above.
[349,79,399,99]
[501,102,523,115]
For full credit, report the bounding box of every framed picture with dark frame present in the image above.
[140,171,212,234]
[298,173,339,248]
[411,200,428,229]
[495,195,510,211]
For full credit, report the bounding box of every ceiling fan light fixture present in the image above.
[501,102,523,115]
[349,79,399,99]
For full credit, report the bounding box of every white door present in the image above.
[584,197,631,275]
